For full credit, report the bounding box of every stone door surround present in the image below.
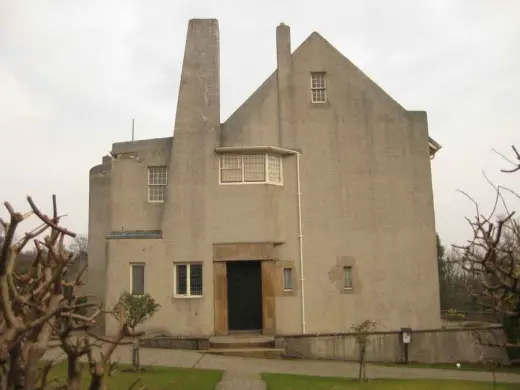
[213,242,276,336]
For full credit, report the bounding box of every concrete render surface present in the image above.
[44,344,520,387]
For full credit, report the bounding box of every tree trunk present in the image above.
[23,295,60,390]
[358,348,363,379]
[7,347,24,390]
[133,335,140,371]
[358,344,367,381]
[88,371,102,390]
[66,355,82,390]
[23,345,46,390]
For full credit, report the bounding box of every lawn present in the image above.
[262,373,519,390]
[376,362,520,374]
[44,361,222,390]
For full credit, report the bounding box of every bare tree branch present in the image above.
[0,195,141,390]
[453,145,519,353]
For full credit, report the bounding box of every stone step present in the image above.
[209,335,275,350]
[206,348,284,359]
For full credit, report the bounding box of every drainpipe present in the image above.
[296,152,306,334]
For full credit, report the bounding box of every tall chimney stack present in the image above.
[276,23,294,148]
[162,19,220,254]
[276,23,291,71]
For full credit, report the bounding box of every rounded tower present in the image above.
[87,155,112,335]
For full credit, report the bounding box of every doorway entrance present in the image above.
[226,261,263,331]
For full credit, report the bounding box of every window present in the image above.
[268,155,282,183]
[311,72,327,103]
[130,264,145,295]
[174,263,203,297]
[220,154,282,185]
[344,266,353,289]
[220,155,242,183]
[243,154,265,182]
[148,166,167,202]
[283,268,293,291]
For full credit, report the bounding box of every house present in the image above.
[87,19,442,337]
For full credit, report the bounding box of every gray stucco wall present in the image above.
[275,33,441,332]
[110,138,171,231]
[221,73,279,147]
[87,160,111,333]
[96,20,441,337]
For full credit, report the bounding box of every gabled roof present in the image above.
[225,30,441,158]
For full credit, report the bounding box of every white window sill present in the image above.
[219,181,283,186]
[173,294,203,299]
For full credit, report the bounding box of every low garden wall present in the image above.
[140,336,210,350]
[278,325,509,364]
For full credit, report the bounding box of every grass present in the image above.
[262,373,519,389]
[44,361,222,390]
[376,362,520,374]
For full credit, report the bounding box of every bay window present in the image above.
[219,154,283,185]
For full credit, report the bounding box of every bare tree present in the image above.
[68,234,88,260]
[453,145,520,318]
[452,145,519,361]
[0,195,142,390]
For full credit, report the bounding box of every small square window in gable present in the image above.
[311,72,327,103]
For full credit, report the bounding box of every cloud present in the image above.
[0,0,519,247]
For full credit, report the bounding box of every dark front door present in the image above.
[227,261,263,331]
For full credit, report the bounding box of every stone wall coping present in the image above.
[278,324,504,339]
[141,335,210,341]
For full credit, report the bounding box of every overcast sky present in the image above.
[1,0,518,249]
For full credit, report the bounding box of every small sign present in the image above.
[402,332,411,344]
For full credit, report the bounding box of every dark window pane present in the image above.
[132,265,144,295]
[344,266,353,289]
[190,264,203,296]
[176,264,187,295]
[283,268,292,290]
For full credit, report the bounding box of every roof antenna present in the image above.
[131,118,135,141]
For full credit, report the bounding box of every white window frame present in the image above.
[310,72,327,103]
[219,154,283,186]
[129,263,145,295]
[343,266,353,290]
[147,166,168,203]
[173,263,203,298]
[283,268,293,291]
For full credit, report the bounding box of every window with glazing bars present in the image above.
[148,166,167,202]
[311,72,327,103]
[174,263,203,297]
[220,154,282,184]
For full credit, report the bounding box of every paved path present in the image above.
[44,345,520,387]
[215,371,266,390]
